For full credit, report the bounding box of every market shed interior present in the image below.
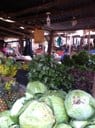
[0,2,95,125]
[0,0,94,38]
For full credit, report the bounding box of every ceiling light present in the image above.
[0,17,3,20]
[4,19,15,23]
[32,30,34,33]
[71,17,77,26]
[19,26,24,29]
[46,12,51,27]
[0,17,15,23]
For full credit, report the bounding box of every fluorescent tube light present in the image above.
[0,17,15,23]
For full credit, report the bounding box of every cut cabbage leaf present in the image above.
[10,97,26,123]
[40,93,69,123]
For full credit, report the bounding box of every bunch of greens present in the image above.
[71,50,89,66]
[28,55,74,91]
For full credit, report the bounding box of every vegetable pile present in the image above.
[0,81,95,128]
[28,52,95,94]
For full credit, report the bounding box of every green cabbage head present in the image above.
[54,123,72,128]
[70,120,88,128]
[19,100,55,128]
[0,110,15,128]
[26,81,47,97]
[64,90,95,120]
[85,125,95,128]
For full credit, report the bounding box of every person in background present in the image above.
[14,44,21,58]
[0,41,6,53]
[60,46,69,62]
[23,39,33,58]
[56,36,63,49]
[3,43,14,56]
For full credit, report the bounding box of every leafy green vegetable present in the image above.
[46,89,67,100]
[28,55,74,91]
[70,120,88,128]
[19,100,55,128]
[64,90,95,120]
[85,125,95,128]
[54,123,72,128]
[0,110,15,128]
[40,91,69,124]
[9,124,20,128]
[10,97,26,123]
[26,81,47,96]
[72,50,89,66]
[48,95,69,123]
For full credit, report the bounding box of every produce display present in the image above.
[0,97,8,112]
[0,51,95,127]
[0,81,94,128]
[28,54,74,91]
[28,51,95,94]
[0,78,25,110]
[0,52,29,77]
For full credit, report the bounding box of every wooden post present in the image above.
[73,36,74,45]
[19,38,24,54]
[88,29,90,51]
[69,36,73,58]
[65,33,68,48]
[47,31,54,55]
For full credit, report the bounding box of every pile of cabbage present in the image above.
[1,81,95,128]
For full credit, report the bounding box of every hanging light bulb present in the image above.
[72,17,77,26]
[46,12,51,27]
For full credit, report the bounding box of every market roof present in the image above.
[0,0,95,38]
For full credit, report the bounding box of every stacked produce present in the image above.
[0,57,18,77]
[0,78,24,110]
[0,56,29,78]
[0,51,95,127]
[0,81,95,128]
[0,97,8,112]
[28,51,95,94]
[28,55,74,91]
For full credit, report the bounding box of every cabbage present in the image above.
[0,110,15,128]
[54,123,72,128]
[9,124,20,128]
[19,100,55,128]
[45,89,67,100]
[65,90,95,120]
[87,116,95,127]
[25,92,34,100]
[49,95,69,123]
[85,125,95,128]
[26,81,47,96]
[70,120,88,128]
[0,110,10,117]
[89,115,95,124]
[40,93,69,123]
[10,97,26,123]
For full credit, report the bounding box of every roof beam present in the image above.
[0,31,21,38]
[15,3,95,23]
[10,1,57,18]
[0,26,29,37]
